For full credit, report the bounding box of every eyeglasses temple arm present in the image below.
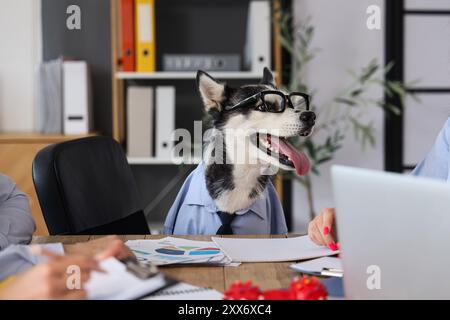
[226,94,260,111]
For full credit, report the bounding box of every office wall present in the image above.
[0,0,41,132]
[41,0,112,136]
[292,0,385,232]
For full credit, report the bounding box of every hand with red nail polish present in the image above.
[328,242,338,251]
[308,208,338,247]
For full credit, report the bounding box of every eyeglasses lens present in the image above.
[290,94,308,110]
[262,93,284,112]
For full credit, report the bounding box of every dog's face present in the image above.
[197,68,315,176]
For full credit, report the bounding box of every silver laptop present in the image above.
[331,165,450,299]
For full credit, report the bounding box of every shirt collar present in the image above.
[184,161,266,220]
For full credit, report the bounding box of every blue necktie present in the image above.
[216,211,236,235]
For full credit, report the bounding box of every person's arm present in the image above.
[412,117,450,180]
[0,235,133,282]
[0,173,35,249]
[0,247,100,300]
[308,118,450,248]
[0,244,61,281]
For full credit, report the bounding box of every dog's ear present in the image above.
[260,67,276,87]
[197,70,226,111]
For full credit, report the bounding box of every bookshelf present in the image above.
[110,0,284,145]
[127,156,202,165]
[109,0,288,228]
[0,133,96,144]
[116,71,269,80]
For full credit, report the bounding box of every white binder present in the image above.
[63,61,92,134]
[155,86,175,158]
[244,0,271,72]
[37,58,63,134]
[127,86,154,157]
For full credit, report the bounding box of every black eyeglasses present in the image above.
[225,90,310,113]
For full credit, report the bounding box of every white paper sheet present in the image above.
[85,258,169,300]
[290,257,343,274]
[211,236,338,262]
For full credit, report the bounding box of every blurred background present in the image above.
[0,0,449,235]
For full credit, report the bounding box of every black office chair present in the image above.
[32,136,150,235]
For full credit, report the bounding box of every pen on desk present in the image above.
[321,268,344,278]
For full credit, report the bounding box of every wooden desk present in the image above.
[31,234,304,293]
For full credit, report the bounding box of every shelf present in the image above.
[116,71,266,80]
[127,156,202,165]
[0,132,97,144]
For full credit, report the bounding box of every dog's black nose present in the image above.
[300,111,316,125]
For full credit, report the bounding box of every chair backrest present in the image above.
[32,136,150,235]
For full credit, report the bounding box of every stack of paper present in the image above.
[85,257,170,300]
[85,257,222,300]
[211,235,338,263]
[126,237,235,266]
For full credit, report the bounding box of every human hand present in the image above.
[64,235,135,260]
[0,248,100,300]
[308,208,339,251]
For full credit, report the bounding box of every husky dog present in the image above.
[164,68,315,235]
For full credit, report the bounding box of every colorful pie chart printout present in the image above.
[126,237,231,266]
[155,246,221,256]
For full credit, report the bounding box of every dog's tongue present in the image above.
[270,137,310,176]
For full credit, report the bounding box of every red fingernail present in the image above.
[336,242,341,249]
[328,242,337,251]
[323,226,330,235]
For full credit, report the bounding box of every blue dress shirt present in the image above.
[0,173,35,250]
[0,243,63,281]
[164,162,288,235]
[412,117,450,181]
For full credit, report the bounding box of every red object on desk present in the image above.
[223,276,328,300]
[223,280,263,300]
[289,276,328,300]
